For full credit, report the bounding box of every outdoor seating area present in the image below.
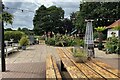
[0,1,120,80]
[56,48,120,79]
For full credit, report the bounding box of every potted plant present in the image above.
[72,47,88,63]
[95,26,106,50]
[19,36,29,50]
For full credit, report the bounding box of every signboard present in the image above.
[107,29,119,38]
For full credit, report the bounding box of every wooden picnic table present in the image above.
[57,48,120,80]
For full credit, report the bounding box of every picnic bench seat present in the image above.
[57,48,120,79]
[0,46,19,57]
[46,55,62,80]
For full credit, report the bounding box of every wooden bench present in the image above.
[57,48,120,79]
[46,55,62,80]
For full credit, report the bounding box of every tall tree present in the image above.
[75,2,120,34]
[63,18,74,34]
[33,5,64,35]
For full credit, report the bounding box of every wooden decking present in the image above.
[57,48,120,79]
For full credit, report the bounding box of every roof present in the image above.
[107,19,120,29]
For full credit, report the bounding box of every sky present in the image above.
[3,0,80,30]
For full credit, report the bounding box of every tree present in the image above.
[63,18,74,34]
[75,2,120,34]
[21,28,30,35]
[33,5,64,35]
[5,28,12,31]
[0,4,14,25]
[17,27,22,31]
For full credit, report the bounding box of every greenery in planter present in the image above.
[74,38,84,47]
[95,26,106,50]
[73,48,88,63]
[19,36,29,46]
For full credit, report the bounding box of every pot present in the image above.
[22,46,26,50]
[74,57,87,63]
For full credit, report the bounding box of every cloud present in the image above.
[3,0,80,30]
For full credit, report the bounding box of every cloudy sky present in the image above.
[3,0,81,30]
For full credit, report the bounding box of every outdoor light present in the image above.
[97,19,99,21]
[100,18,102,21]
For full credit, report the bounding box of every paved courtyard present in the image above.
[1,44,60,79]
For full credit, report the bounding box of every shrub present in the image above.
[105,36,119,53]
[72,48,87,57]
[45,35,75,47]
[74,38,84,47]
[4,31,25,42]
[72,47,88,63]
[19,36,29,46]
[45,38,55,45]
[94,32,106,40]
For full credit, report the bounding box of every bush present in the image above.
[72,47,88,63]
[19,36,29,46]
[74,38,84,47]
[105,36,119,53]
[45,38,55,45]
[45,35,76,47]
[94,32,107,40]
[4,31,25,42]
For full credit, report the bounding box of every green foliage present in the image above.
[19,36,29,46]
[0,4,13,25]
[73,48,87,57]
[113,26,120,30]
[94,32,107,40]
[33,5,64,35]
[74,2,120,33]
[1,11,14,25]
[45,35,75,47]
[95,26,106,32]
[45,35,85,47]
[4,31,25,42]
[74,38,84,47]
[105,36,120,53]
[45,38,55,45]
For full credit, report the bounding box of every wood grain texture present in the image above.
[59,48,120,80]
[46,55,57,80]
[46,55,62,80]
[57,48,87,79]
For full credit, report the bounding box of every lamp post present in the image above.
[0,1,6,72]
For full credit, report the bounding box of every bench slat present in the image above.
[63,48,104,79]
[57,48,87,79]
[52,57,62,80]
[85,61,118,78]
[92,59,120,78]
[66,48,120,79]
[46,55,57,80]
